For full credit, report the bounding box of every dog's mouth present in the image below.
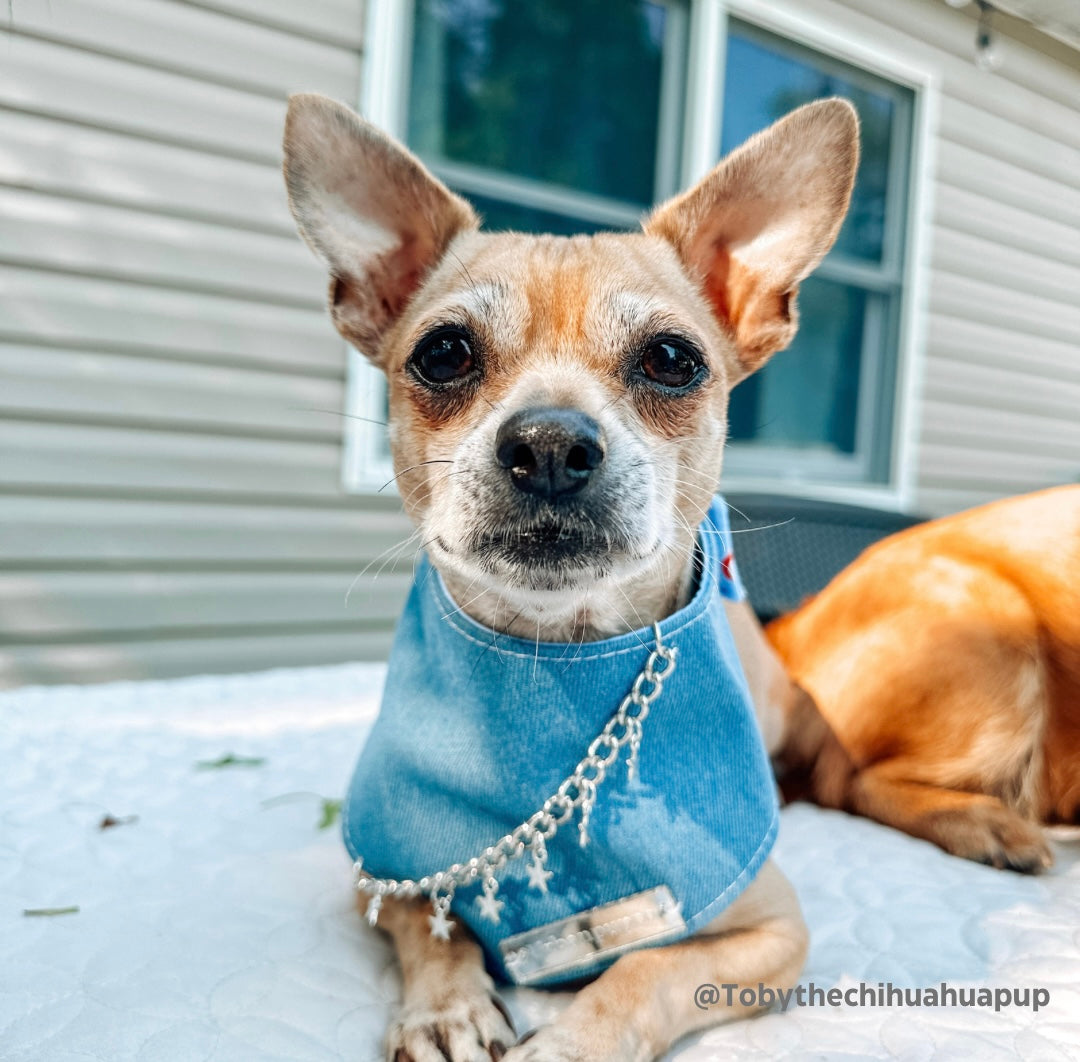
[438,514,644,592]
[471,520,628,567]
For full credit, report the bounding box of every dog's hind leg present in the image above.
[773,561,1055,872]
[505,859,807,1062]
[374,895,515,1062]
[844,766,1052,872]
[1043,637,1080,825]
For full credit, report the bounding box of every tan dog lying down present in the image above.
[769,485,1080,872]
[283,92,859,1061]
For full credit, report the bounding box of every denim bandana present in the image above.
[342,495,779,986]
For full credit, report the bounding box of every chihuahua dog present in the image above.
[283,94,858,1061]
[769,485,1080,874]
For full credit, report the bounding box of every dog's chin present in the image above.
[434,523,651,595]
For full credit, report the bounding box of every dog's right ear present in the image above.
[283,94,478,363]
[645,98,858,381]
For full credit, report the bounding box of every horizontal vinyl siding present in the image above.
[3,0,1077,686]
[0,109,299,234]
[793,0,1080,515]
[0,571,411,637]
[0,497,414,565]
[0,185,327,305]
[0,267,341,373]
[7,0,360,97]
[0,345,344,441]
[175,0,365,49]
[0,0,410,688]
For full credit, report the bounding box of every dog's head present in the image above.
[284,95,857,634]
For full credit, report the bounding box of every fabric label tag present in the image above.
[499,885,686,985]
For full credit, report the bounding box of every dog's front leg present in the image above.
[375,895,516,1061]
[506,860,807,1062]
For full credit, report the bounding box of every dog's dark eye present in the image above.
[638,339,702,389]
[410,329,476,385]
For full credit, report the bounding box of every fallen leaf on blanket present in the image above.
[24,906,80,917]
[99,813,139,830]
[318,798,342,830]
[196,753,266,769]
[261,792,343,831]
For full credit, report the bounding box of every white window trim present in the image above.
[708,0,938,511]
[339,0,414,492]
[340,348,393,492]
[345,0,938,511]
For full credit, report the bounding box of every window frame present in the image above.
[345,0,937,509]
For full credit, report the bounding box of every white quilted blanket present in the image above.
[3,663,1078,1061]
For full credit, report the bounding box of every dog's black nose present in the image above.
[495,407,606,500]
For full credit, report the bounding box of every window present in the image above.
[720,22,913,485]
[406,0,682,229]
[347,0,926,497]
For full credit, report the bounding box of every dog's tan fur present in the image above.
[284,93,858,1061]
[768,486,1080,874]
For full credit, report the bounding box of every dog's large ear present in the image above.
[283,93,478,361]
[645,98,859,379]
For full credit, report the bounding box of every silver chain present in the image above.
[353,622,679,937]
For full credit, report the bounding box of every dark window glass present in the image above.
[409,0,667,206]
[722,23,900,263]
[466,193,615,236]
[728,277,867,455]
[722,22,911,477]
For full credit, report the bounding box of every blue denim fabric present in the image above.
[342,496,778,985]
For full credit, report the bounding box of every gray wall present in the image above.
[1,0,1077,686]
[0,0,413,686]
[842,0,1080,515]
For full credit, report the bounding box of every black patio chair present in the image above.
[722,493,926,624]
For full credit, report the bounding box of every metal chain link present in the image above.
[353,622,678,932]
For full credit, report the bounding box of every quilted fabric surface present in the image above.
[2,663,1078,1061]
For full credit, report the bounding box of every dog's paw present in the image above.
[386,992,514,1062]
[925,802,1053,873]
[502,1027,585,1062]
[503,1024,630,1062]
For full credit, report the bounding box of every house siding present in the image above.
[792,0,1080,516]
[1,0,1077,686]
[0,0,412,687]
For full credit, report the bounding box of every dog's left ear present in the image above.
[645,98,859,379]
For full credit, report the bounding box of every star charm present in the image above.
[429,904,455,941]
[525,856,553,894]
[475,888,505,924]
